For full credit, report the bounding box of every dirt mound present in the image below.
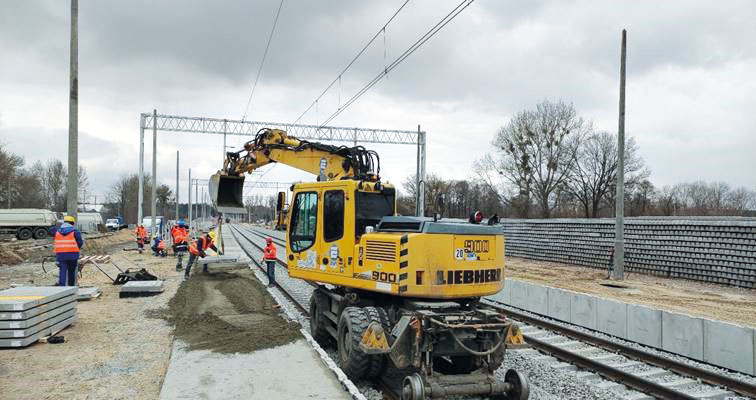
[150,270,301,353]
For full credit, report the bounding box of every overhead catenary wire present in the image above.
[292,0,412,124]
[317,0,475,128]
[241,0,286,122]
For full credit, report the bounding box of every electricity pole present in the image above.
[612,29,627,281]
[175,151,179,220]
[151,109,157,234]
[188,168,192,231]
[66,0,78,220]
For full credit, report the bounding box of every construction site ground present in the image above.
[0,230,349,400]
[505,256,756,327]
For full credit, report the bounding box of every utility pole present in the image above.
[66,0,78,220]
[138,115,145,225]
[151,109,157,234]
[188,168,192,231]
[612,29,627,281]
[175,151,179,220]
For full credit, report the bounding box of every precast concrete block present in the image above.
[493,278,512,305]
[0,295,75,320]
[523,282,548,315]
[0,287,77,311]
[0,301,76,329]
[596,298,627,338]
[627,304,662,348]
[0,308,76,338]
[547,287,571,322]
[570,293,597,330]
[703,319,754,375]
[120,280,164,293]
[662,311,704,360]
[509,280,528,310]
[0,315,76,347]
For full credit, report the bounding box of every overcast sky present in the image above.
[1,0,754,204]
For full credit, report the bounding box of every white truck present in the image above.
[0,209,59,240]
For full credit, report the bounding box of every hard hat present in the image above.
[208,231,217,240]
[64,215,75,223]
[178,219,186,227]
[266,237,273,243]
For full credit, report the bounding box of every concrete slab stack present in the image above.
[0,286,77,347]
[499,217,756,288]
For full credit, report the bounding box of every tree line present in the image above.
[399,100,755,219]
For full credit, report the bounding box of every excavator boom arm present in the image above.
[210,128,381,213]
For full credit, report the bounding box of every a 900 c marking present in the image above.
[372,271,397,283]
[464,240,489,253]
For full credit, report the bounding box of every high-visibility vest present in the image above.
[188,237,211,256]
[263,244,277,260]
[54,231,80,253]
[136,227,147,239]
[172,228,188,244]
[157,240,166,250]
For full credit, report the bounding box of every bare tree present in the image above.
[566,131,649,217]
[479,100,588,218]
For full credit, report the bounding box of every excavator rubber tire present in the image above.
[309,290,332,346]
[337,306,373,379]
[363,306,390,378]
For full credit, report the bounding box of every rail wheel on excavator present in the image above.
[210,128,529,399]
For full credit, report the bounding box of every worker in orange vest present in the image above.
[53,215,84,286]
[171,219,189,271]
[262,237,276,287]
[135,225,148,253]
[184,231,222,278]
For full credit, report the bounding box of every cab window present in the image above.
[323,190,344,242]
[290,191,318,252]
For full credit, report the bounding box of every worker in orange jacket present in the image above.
[135,225,148,253]
[171,220,189,271]
[53,215,84,286]
[184,231,222,278]
[262,237,276,287]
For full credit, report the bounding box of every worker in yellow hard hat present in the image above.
[185,230,222,278]
[53,215,84,286]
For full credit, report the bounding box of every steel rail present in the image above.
[228,225,309,314]
[484,298,756,399]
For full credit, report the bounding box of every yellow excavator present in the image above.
[210,128,529,400]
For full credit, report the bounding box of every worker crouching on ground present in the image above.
[53,215,84,286]
[184,230,222,278]
[262,237,276,287]
[151,235,167,257]
[135,225,147,253]
[171,220,189,271]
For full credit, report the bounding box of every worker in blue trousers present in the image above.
[53,215,84,286]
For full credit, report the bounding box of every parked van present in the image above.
[0,208,58,240]
[141,216,164,236]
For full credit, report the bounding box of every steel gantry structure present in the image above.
[138,113,427,232]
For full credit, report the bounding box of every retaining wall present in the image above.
[488,279,756,376]
[500,217,756,288]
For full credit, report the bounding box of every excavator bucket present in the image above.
[208,173,246,214]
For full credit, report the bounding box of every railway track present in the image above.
[228,224,402,400]
[485,299,756,400]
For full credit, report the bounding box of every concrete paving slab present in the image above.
[120,280,164,293]
[76,286,101,300]
[509,279,528,309]
[0,315,76,347]
[0,295,75,320]
[200,255,240,265]
[0,301,76,329]
[570,292,597,330]
[547,287,571,322]
[0,287,77,311]
[0,308,76,338]
[159,339,353,400]
[627,304,662,348]
[703,319,754,375]
[525,281,548,315]
[597,298,628,338]
[662,311,704,360]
